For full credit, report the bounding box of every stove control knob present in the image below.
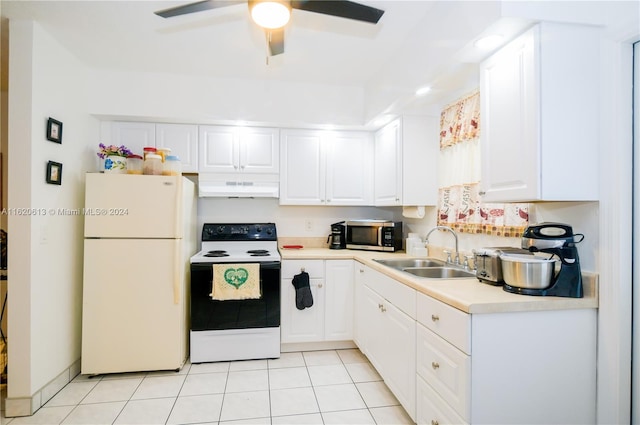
[256,226,262,233]
[266,228,273,235]
[217,226,225,234]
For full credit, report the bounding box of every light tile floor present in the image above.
[1,349,414,425]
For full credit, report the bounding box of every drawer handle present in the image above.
[378,303,387,312]
[431,420,439,425]
[431,361,440,370]
[431,314,440,322]
[359,269,364,273]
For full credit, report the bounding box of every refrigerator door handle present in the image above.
[173,242,180,305]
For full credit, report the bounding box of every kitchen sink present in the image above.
[374,258,476,279]
[373,258,446,269]
[402,267,476,279]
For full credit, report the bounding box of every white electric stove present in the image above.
[189,223,281,363]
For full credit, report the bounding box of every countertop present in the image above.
[278,246,598,314]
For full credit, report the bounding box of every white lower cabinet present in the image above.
[417,323,470,423]
[356,264,416,421]
[416,292,596,425]
[281,259,353,344]
[417,375,467,425]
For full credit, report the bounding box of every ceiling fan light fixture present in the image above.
[250,0,291,29]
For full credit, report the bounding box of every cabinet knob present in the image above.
[431,420,439,425]
[359,269,364,273]
[479,191,486,196]
[431,361,440,370]
[431,314,440,322]
[318,283,323,288]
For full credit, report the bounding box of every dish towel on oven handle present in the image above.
[292,271,313,310]
[211,263,261,300]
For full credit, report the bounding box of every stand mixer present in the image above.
[503,223,585,298]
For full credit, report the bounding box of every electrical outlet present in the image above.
[305,220,313,231]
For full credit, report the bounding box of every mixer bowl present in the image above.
[500,254,558,289]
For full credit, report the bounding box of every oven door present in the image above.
[190,261,281,331]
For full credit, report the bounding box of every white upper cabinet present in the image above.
[479,23,599,202]
[279,129,373,205]
[374,116,439,206]
[198,126,279,174]
[156,124,198,173]
[106,121,198,172]
[374,120,402,205]
[107,121,156,157]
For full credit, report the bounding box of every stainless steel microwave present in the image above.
[345,220,403,252]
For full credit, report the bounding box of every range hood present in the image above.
[198,173,279,198]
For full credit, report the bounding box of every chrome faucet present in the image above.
[424,225,460,265]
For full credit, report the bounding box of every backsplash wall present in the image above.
[196,195,598,272]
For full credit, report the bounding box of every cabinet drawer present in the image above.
[417,324,470,421]
[417,293,470,354]
[365,267,416,319]
[417,375,468,425]
[282,260,324,279]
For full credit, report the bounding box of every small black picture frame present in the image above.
[46,117,63,144]
[46,161,62,185]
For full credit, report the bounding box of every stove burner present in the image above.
[248,249,271,257]
[204,250,229,257]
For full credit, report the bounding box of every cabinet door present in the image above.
[156,124,198,173]
[374,120,402,206]
[325,132,373,205]
[198,125,239,173]
[110,122,156,157]
[279,129,326,205]
[362,284,416,421]
[324,260,354,341]
[479,27,538,201]
[353,263,366,348]
[239,127,279,173]
[280,277,324,343]
[361,286,385,370]
[381,298,416,420]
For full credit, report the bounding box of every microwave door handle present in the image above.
[377,226,383,246]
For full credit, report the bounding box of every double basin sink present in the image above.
[374,258,476,280]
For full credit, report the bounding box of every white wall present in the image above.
[88,69,367,129]
[196,197,393,241]
[7,19,96,406]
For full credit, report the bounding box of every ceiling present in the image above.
[0,0,532,118]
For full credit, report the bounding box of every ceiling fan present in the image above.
[154,0,385,56]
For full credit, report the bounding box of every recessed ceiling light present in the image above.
[415,86,432,97]
[474,34,504,50]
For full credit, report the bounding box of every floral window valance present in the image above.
[439,89,481,149]
[437,89,529,237]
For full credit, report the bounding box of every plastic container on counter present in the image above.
[162,155,181,176]
[126,154,143,175]
[143,147,157,160]
[143,153,163,175]
[156,147,172,162]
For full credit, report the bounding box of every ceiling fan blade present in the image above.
[155,0,246,18]
[267,29,285,56]
[290,0,384,24]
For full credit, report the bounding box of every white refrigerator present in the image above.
[81,173,197,375]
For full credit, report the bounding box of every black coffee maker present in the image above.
[327,221,346,249]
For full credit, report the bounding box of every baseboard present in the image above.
[281,340,357,353]
[6,358,81,417]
